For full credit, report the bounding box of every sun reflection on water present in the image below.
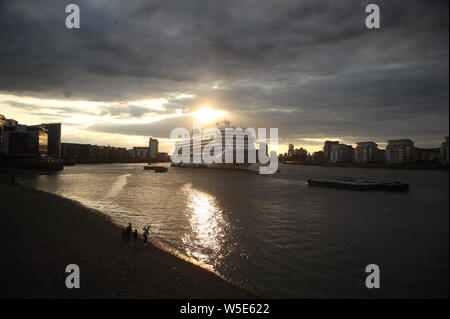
[181,183,229,268]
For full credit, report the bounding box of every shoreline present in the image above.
[19,179,240,288]
[0,172,258,298]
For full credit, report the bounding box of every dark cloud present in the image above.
[88,116,194,139]
[0,0,448,147]
[98,104,160,118]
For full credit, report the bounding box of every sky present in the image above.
[0,0,448,153]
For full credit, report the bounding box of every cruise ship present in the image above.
[171,121,265,170]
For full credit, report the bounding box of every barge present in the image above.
[307,177,409,192]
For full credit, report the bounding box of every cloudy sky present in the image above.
[0,0,448,152]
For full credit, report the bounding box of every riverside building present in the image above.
[0,114,5,150]
[323,140,339,162]
[41,123,62,159]
[385,139,416,163]
[329,143,353,163]
[149,138,159,162]
[129,146,149,161]
[354,141,380,163]
[1,124,48,158]
[440,136,449,165]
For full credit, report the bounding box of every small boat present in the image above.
[144,165,168,173]
[307,177,409,192]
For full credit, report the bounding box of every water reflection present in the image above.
[181,183,228,268]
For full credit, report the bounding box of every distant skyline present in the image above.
[0,0,448,153]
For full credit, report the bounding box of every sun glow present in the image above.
[193,107,227,123]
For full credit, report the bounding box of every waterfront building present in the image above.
[1,124,48,158]
[104,146,128,162]
[288,144,294,157]
[283,144,307,162]
[354,141,380,163]
[440,136,449,165]
[41,123,61,159]
[89,144,103,159]
[323,140,339,162]
[157,152,170,162]
[62,143,129,163]
[416,148,441,162]
[292,147,308,162]
[278,153,290,163]
[0,116,19,153]
[385,139,416,163]
[329,143,353,163]
[378,149,385,162]
[149,138,159,161]
[0,114,5,151]
[62,143,91,160]
[129,146,149,161]
[312,151,324,163]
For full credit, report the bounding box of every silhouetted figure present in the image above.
[143,233,148,245]
[143,225,150,245]
[126,222,132,242]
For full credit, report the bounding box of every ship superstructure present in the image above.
[171,121,263,170]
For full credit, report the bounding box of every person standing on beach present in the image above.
[126,222,132,242]
[143,232,148,245]
[143,225,150,245]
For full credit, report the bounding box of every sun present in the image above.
[193,107,227,123]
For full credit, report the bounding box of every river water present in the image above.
[21,163,449,298]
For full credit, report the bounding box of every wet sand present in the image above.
[0,173,256,298]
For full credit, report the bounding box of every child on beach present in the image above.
[143,232,148,245]
[143,225,151,245]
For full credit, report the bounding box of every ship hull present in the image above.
[170,161,252,170]
[307,178,409,192]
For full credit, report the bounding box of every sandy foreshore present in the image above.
[0,173,256,298]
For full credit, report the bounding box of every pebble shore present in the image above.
[0,173,256,298]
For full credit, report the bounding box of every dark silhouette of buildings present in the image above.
[1,124,48,159]
[41,123,61,159]
[149,138,159,162]
[62,143,129,163]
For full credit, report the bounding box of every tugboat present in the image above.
[307,177,409,192]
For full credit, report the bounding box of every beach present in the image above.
[0,172,255,298]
